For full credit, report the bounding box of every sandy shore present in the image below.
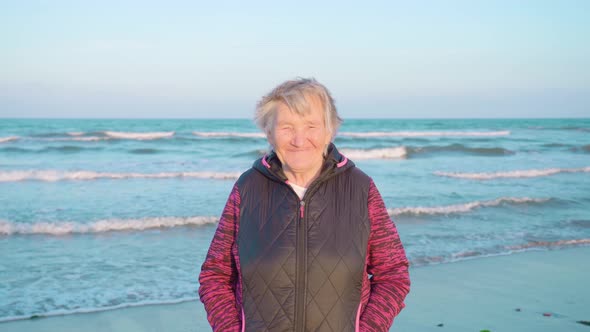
[2,246,589,332]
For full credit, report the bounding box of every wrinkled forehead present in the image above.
[278,92,325,118]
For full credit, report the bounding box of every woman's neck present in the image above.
[283,166,321,188]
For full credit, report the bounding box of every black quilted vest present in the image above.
[236,144,371,331]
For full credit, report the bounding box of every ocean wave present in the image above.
[129,148,162,154]
[31,133,65,138]
[0,146,105,154]
[411,251,517,267]
[338,130,511,138]
[565,219,590,228]
[341,147,408,159]
[0,297,198,323]
[542,143,570,148]
[68,136,108,142]
[103,131,175,140]
[30,131,174,141]
[0,216,219,235]
[573,144,590,153]
[192,131,265,138]
[0,136,19,143]
[557,126,590,132]
[411,239,590,267]
[388,197,550,217]
[190,130,511,138]
[0,170,241,182]
[434,166,590,180]
[46,146,91,153]
[233,149,267,158]
[504,238,590,251]
[408,143,513,156]
[340,144,513,160]
[25,136,110,142]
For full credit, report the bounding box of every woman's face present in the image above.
[268,100,331,177]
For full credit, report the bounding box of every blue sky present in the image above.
[1,0,588,118]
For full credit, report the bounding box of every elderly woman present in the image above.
[198,78,410,331]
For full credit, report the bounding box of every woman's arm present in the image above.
[198,184,242,331]
[359,180,411,331]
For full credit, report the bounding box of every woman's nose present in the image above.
[291,128,306,147]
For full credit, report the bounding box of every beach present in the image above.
[2,246,588,332]
[1,119,589,330]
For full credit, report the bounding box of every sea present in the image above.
[0,118,589,322]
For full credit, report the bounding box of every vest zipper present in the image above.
[295,198,306,332]
[299,200,305,218]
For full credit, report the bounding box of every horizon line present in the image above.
[1,116,589,120]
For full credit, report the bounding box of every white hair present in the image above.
[254,78,342,139]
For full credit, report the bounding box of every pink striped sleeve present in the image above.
[198,184,242,331]
[359,180,411,331]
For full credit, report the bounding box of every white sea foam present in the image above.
[0,297,199,323]
[44,136,108,142]
[434,166,590,180]
[388,196,549,216]
[0,136,19,143]
[340,147,408,159]
[505,238,590,251]
[42,136,114,142]
[192,131,265,138]
[103,131,175,140]
[339,130,510,138]
[71,136,107,141]
[67,132,85,136]
[408,240,590,267]
[0,216,219,235]
[0,170,241,182]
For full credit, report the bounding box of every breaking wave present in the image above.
[0,136,19,143]
[0,216,219,236]
[388,197,550,217]
[339,130,510,138]
[341,147,408,159]
[505,238,590,251]
[0,170,240,182]
[103,131,175,140]
[66,136,108,142]
[434,166,590,180]
[192,131,265,138]
[411,238,590,267]
[0,297,199,323]
[340,144,513,159]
